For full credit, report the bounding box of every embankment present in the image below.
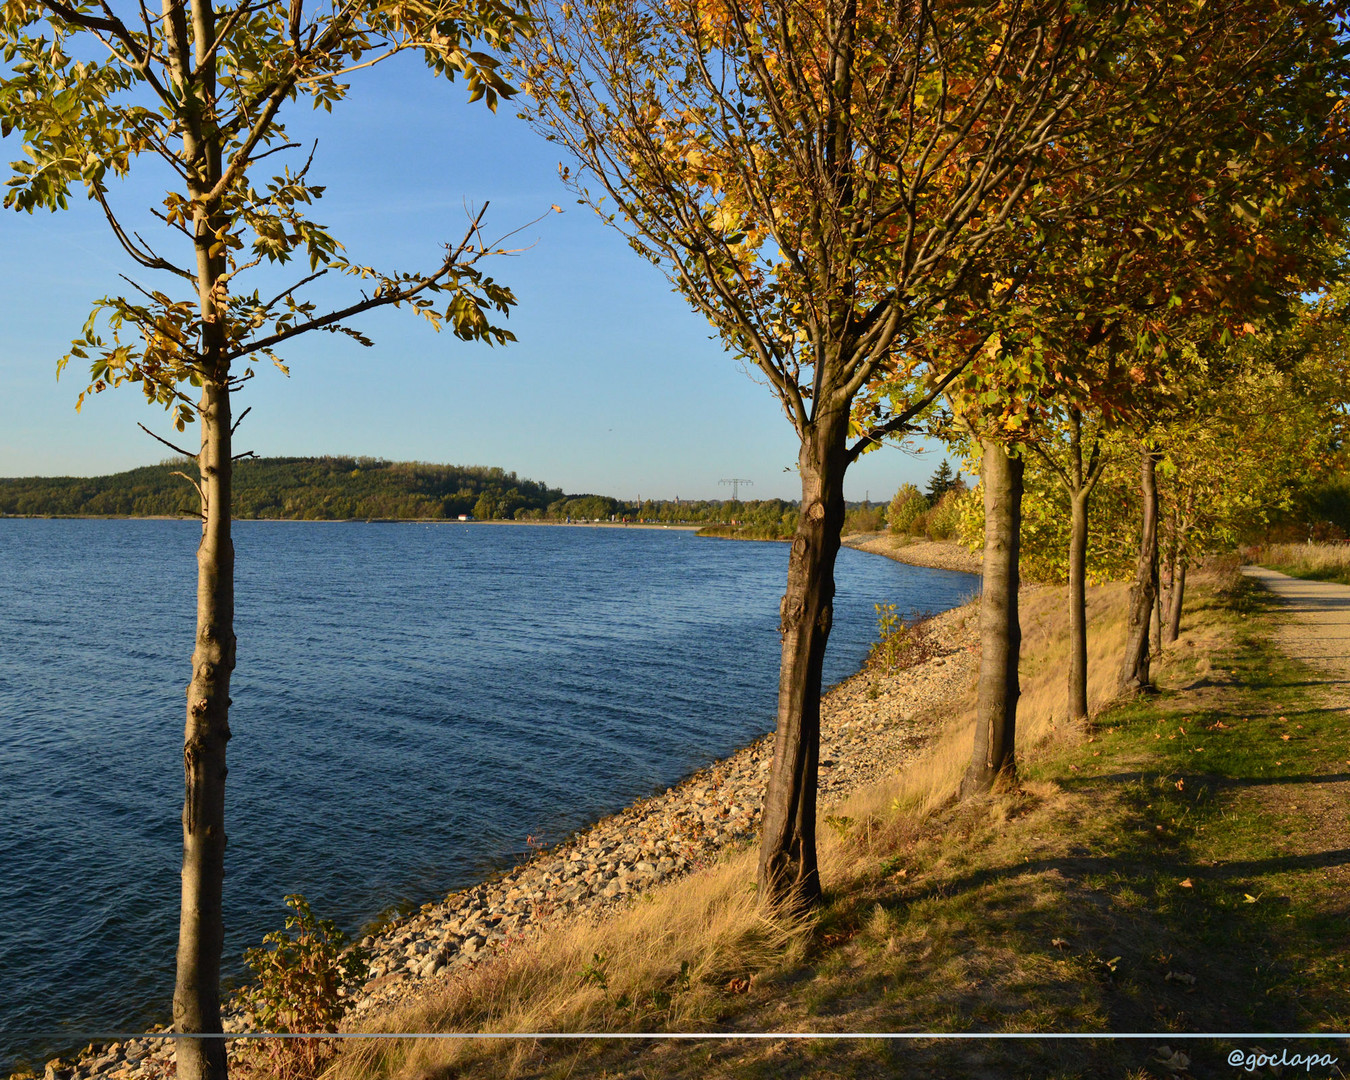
[328,566,1350,1080]
[843,532,982,574]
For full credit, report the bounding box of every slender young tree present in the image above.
[1028,409,1112,720]
[1119,443,1163,692]
[1,1,526,1075]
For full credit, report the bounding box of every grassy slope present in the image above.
[330,571,1350,1080]
[1256,542,1350,586]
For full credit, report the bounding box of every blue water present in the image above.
[0,519,975,1069]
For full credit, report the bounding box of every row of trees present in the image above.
[514,0,1350,910]
[925,266,1350,786]
[5,0,1349,1075]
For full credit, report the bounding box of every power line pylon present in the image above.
[720,478,754,500]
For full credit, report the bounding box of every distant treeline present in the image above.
[0,457,877,527]
[0,457,565,520]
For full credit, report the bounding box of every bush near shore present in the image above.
[318,562,1347,1080]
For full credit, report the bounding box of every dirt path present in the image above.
[1242,565,1350,706]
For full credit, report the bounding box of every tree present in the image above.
[962,438,1024,794]
[886,483,926,535]
[0,0,527,1074]
[925,460,957,506]
[932,0,1350,717]
[516,0,1311,905]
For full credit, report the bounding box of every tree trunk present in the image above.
[173,379,234,1080]
[1166,556,1188,642]
[1151,586,1163,657]
[1067,486,1091,723]
[1164,495,1191,645]
[758,412,848,912]
[962,439,1023,797]
[1119,448,1160,694]
[1159,503,1178,630]
[173,5,231,1063]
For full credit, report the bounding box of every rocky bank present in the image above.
[843,534,983,575]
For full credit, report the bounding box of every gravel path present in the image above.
[1242,565,1350,706]
[31,558,981,1080]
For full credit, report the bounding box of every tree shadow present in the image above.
[1065,771,1350,790]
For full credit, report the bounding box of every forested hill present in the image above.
[0,457,566,520]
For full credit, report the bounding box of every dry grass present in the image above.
[332,851,799,1079]
[855,582,1130,828]
[327,580,1140,1080]
[1255,541,1350,585]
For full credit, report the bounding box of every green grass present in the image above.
[695,523,792,541]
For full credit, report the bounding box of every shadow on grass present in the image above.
[895,848,1350,904]
[1066,771,1350,789]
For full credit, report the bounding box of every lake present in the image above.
[0,519,976,1070]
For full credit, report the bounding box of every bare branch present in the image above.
[140,422,196,459]
[247,141,302,164]
[230,405,252,436]
[260,270,328,314]
[170,469,205,508]
[94,188,196,281]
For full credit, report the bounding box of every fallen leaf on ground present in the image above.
[1179,878,1193,888]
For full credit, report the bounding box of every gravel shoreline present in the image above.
[25,546,981,1080]
[843,533,983,575]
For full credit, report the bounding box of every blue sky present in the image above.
[0,54,954,502]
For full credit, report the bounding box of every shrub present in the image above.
[233,894,368,1080]
[867,604,938,672]
[886,484,928,535]
[925,488,965,540]
[844,503,885,534]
